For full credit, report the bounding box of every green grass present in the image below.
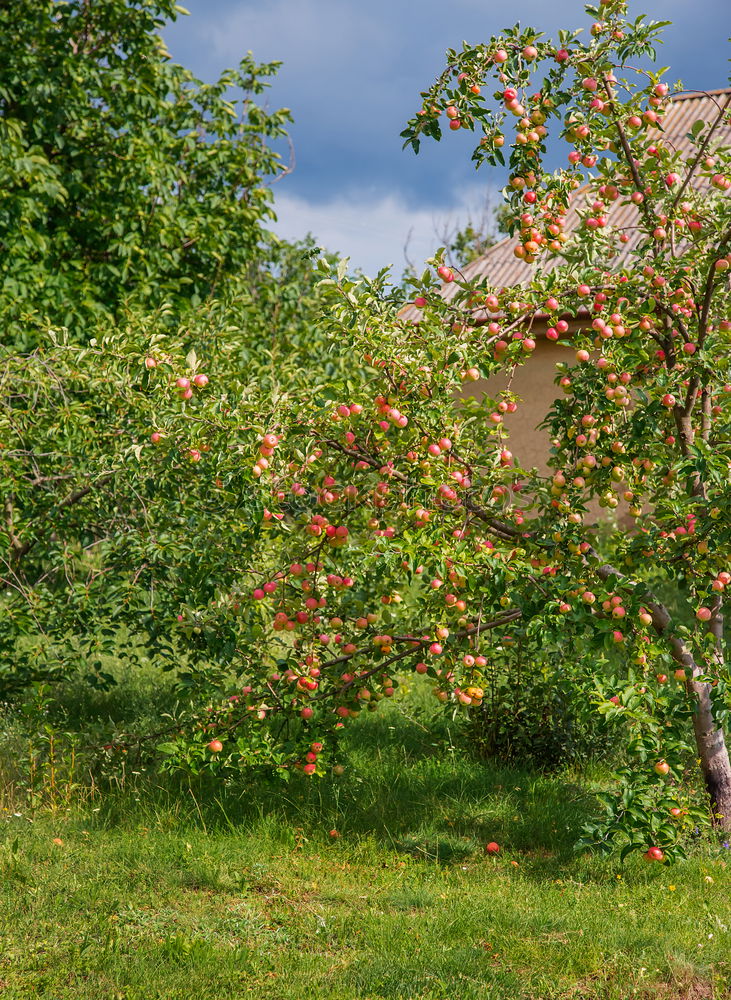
[1,690,730,999]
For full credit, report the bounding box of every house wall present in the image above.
[458,326,627,524]
[459,330,571,475]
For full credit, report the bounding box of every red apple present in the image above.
[644,846,665,862]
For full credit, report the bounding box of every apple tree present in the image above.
[0,0,339,701]
[0,236,342,700]
[158,1,731,861]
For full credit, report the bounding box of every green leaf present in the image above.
[620,842,642,862]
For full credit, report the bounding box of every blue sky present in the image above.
[164,0,730,275]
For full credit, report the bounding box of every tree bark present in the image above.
[594,557,731,830]
[692,596,731,829]
[690,678,731,830]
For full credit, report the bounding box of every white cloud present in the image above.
[270,183,500,278]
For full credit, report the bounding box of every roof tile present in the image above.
[401,89,731,323]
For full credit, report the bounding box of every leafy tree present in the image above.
[0,236,337,697]
[0,2,346,700]
[144,1,730,861]
[0,0,290,343]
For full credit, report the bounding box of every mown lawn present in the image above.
[1,704,729,999]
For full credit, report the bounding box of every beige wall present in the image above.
[460,335,571,475]
[458,333,626,524]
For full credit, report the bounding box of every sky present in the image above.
[164,0,731,276]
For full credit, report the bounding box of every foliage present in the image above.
[0,0,290,344]
[0,235,342,697]
[0,6,349,699]
[3,0,731,868]
[0,1,351,770]
[126,0,731,864]
[468,640,622,768]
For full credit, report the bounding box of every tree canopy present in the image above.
[0,0,290,342]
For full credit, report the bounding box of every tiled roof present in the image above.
[400,89,731,323]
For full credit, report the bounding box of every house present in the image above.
[401,88,731,476]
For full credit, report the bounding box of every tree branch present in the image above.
[4,470,117,564]
[588,547,699,676]
[670,93,731,214]
[601,76,651,214]
[698,223,731,343]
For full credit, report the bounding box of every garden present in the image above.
[1,1,730,997]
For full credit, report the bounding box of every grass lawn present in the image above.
[1,703,729,999]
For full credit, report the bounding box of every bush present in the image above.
[468,651,622,769]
